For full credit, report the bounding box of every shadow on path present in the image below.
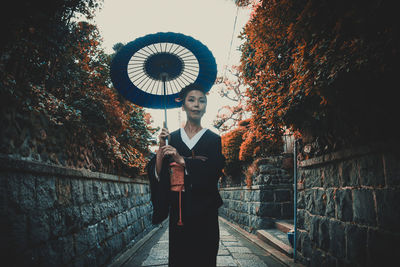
[119,218,286,267]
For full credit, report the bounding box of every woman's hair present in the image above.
[178,83,207,105]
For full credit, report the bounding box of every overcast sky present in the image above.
[93,0,251,133]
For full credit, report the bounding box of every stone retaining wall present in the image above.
[219,156,294,233]
[0,155,155,266]
[219,185,293,233]
[295,146,400,266]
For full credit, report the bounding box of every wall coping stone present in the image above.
[219,184,292,191]
[0,154,148,184]
[298,142,394,168]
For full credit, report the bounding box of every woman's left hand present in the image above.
[160,145,185,166]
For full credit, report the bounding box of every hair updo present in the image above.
[176,83,207,105]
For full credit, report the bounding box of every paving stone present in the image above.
[226,246,252,254]
[236,258,268,267]
[218,244,230,256]
[217,255,238,266]
[222,240,243,247]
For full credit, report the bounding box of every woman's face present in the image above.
[182,89,207,121]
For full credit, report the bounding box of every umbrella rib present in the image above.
[172,79,180,92]
[174,46,186,56]
[128,69,143,76]
[138,74,152,90]
[131,71,148,84]
[176,75,188,87]
[149,79,157,94]
[136,50,151,57]
[184,66,200,73]
[180,55,197,60]
[152,44,160,53]
[128,62,145,66]
[131,55,147,60]
[146,45,156,55]
[180,72,193,84]
[183,70,198,79]
[167,43,174,53]
[135,74,149,88]
[174,76,184,89]
[177,50,192,58]
[170,44,181,55]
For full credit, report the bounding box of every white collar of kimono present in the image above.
[180,127,208,150]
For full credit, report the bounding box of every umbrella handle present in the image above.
[163,121,169,146]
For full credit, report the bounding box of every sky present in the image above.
[93,0,251,134]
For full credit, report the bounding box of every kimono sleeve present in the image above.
[147,155,170,225]
[184,135,225,192]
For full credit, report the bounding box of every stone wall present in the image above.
[0,155,155,267]
[219,184,293,233]
[219,156,293,233]
[295,145,400,266]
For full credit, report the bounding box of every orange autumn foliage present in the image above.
[237,0,399,147]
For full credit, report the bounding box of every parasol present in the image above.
[110,32,217,132]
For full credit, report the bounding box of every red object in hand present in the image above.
[170,162,185,226]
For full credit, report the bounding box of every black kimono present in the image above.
[147,128,225,267]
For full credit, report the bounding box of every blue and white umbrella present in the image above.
[110,32,217,129]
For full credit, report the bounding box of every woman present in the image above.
[147,83,225,267]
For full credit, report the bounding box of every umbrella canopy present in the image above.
[110,32,217,109]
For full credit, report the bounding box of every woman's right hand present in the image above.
[155,127,169,177]
[158,127,170,148]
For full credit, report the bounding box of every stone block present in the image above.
[282,202,293,218]
[260,189,274,202]
[339,159,360,187]
[358,154,385,187]
[63,205,81,234]
[329,220,345,258]
[101,182,110,201]
[353,189,376,226]
[325,189,335,218]
[345,224,367,266]
[83,179,94,203]
[74,225,98,256]
[56,178,71,206]
[117,213,128,231]
[297,209,305,229]
[314,189,326,216]
[92,182,102,201]
[48,209,64,237]
[322,164,340,188]
[259,202,281,217]
[300,232,312,260]
[70,179,84,205]
[304,189,315,214]
[80,204,94,226]
[302,168,322,188]
[309,215,319,243]
[297,191,305,209]
[318,218,330,250]
[375,189,400,232]
[249,202,261,215]
[274,189,291,202]
[335,189,353,221]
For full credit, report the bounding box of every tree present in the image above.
[213,66,249,132]
[1,0,153,176]
[236,0,400,151]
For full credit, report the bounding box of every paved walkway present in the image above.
[120,218,286,267]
